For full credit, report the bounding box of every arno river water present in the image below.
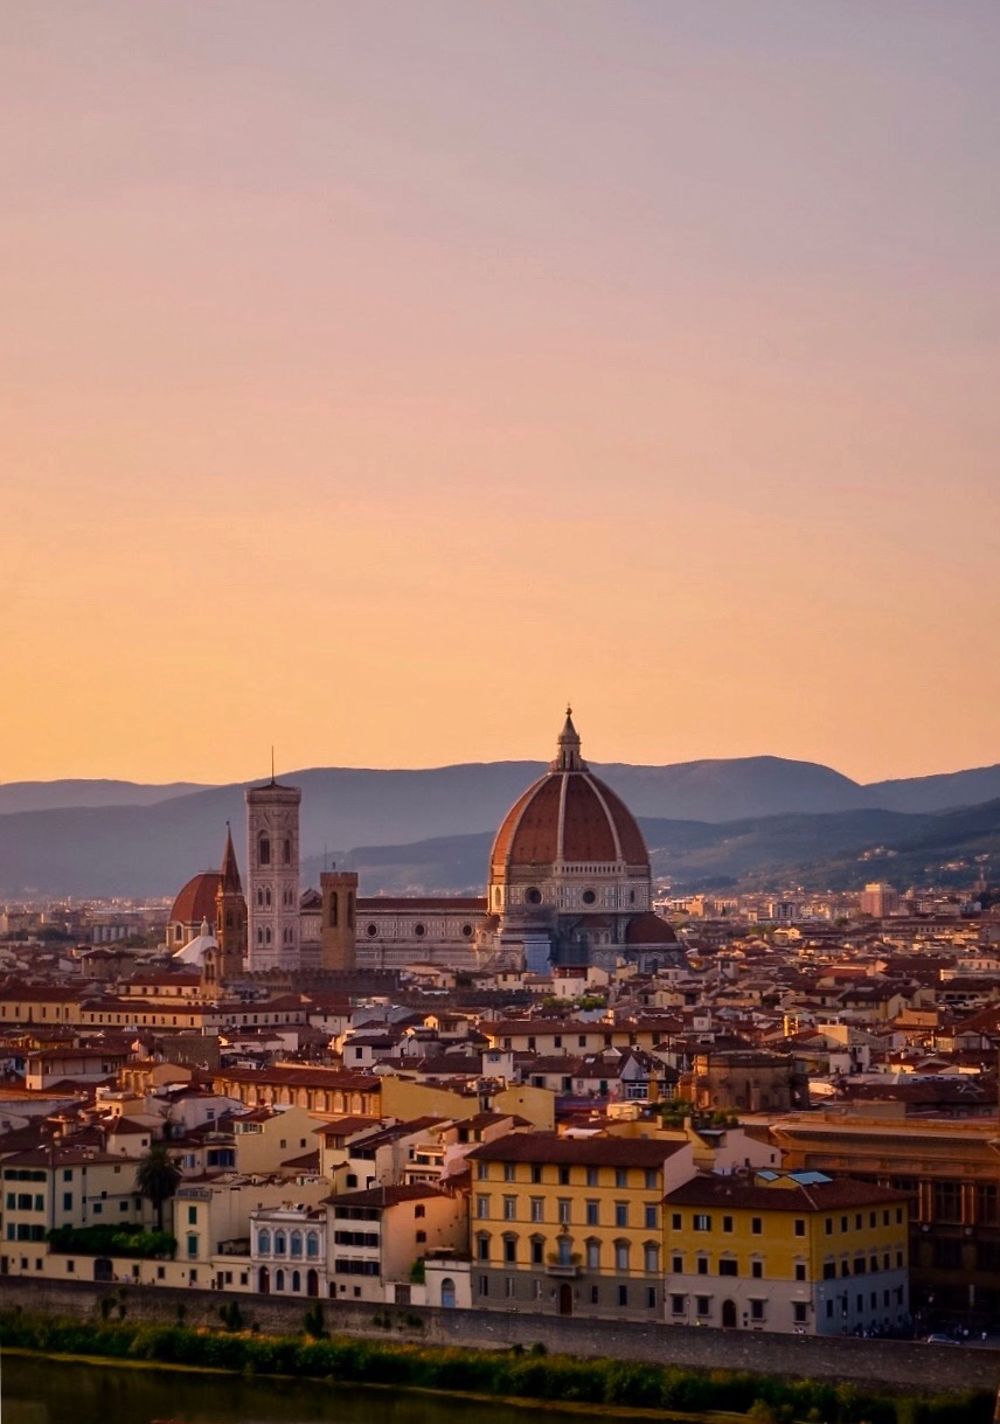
[3,1356,607,1424]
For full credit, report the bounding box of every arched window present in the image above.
[258,834,271,866]
[265,928,272,944]
[275,1268,285,1291]
[306,1232,319,1259]
[258,1230,271,1255]
[291,1270,301,1292]
[265,888,272,908]
[290,1232,302,1258]
[283,837,291,864]
[441,1277,456,1308]
[329,893,338,928]
[643,1242,659,1274]
[274,1232,286,1256]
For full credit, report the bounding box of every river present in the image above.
[2,1355,600,1424]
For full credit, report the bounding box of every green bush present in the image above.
[0,1309,994,1424]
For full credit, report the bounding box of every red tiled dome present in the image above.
[490,713,649,877]
[624,912,678,945]
[169,871,221,927]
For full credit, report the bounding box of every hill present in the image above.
[0,757,998,898]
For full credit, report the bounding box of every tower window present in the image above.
[283,838,291,864]
[258,834,271,866]
[329,893,338,928]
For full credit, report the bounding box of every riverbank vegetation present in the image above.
[0,1311,990,1424]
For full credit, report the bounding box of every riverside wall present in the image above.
[1,1275,998,1395]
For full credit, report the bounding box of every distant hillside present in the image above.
[0,756,997,898]
[306,801,1000,898]
[0,780,207,815]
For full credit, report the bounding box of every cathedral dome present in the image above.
[489,711,649,883]
[169,871,221,928]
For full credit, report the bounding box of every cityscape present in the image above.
[3,2,1000,1422]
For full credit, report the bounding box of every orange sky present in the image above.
[2,1,998,785]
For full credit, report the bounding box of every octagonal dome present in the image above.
[489,711,649,881]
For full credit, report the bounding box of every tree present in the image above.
[136,1144,182,1231]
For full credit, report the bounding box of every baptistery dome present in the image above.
[486,713,655,969]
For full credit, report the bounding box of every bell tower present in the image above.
[320,868,358,971]
[214,823,247,981]
[246,774,301,971]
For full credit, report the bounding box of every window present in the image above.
[644,1204,658,1230]
[671,1294,686,1315]
[531,1165,542,1184]
[615,1241,630,1271]
[644,1169,658,1190]
[530,1197,544,1223]
[696,1296,711,1317]
[62,1193,72,1211]
[793,1301,807,1324]
[290,1233,302,1258]
[615,1202,628,1228]
[672,1213,682,1230]
[531,1238,544,1265]
[187,1234,198,1259]
[503,1163,515,1182]
[615,1168,627,1189]
[751,1259,763,1279]
[694,1214,711,1232]
[586,1239,600,1270]
[476,1196,489,1220]
[188,1206,197,1225]
[258,1230,271,1254]
[644,1243,659,1273]
[558,1199,571,1225]
[306,1233,319,1259]
[503,1237,516,1264]
[477,1162,488,1181]
[697,1256,709,1276]
[477,1234,490,1262]
[618,1285,628,1307]
[274,1232,286,1255]
[646,1286,657,1310]
[585,1200,599,1226]
[751,1217,762,1236]
[794,1262,806,1282]
[671,1254,683,1273]
[258,834,270,865]
[586,1167,599,1187]
[750,1299,764,1321]
[719,1259,737,1277]
[794,1219,805,1237]
[558,1166,570,1185]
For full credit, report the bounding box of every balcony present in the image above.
[545,1251,581,1278]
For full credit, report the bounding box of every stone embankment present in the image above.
[2,1275,998,1394]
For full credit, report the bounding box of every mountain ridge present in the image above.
[0,755,997,898]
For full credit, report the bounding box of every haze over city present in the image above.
[3,1,998,785]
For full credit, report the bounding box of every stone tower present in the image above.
[214,823,247,981]
[246,775,301,971]
[320,868,358,971]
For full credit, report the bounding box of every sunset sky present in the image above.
[3,1,998,785]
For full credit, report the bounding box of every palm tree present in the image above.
[136,1143,182,1231]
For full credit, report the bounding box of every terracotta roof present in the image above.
[664,1174,911,1213]
[169,872,221,926]
[356,898,487,912]
[327,1183,449,1208]
[490,770,648,874]
[468,1131,686,1167]
[625,913,679,946]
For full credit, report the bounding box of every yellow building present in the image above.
[466,1131,694,1320]
[663,1170,909,1336]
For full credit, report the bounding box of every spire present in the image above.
[552,704,585,772]
[219,821,243,895]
